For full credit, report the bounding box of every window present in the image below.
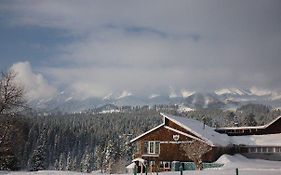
[274,147,281,153]
[155,142,160,154]
[268,147,273,153]
[149,142,154,153]
[147,141,160,154]
[164,162,170,169]
[248,147,256,153]
[160,161,170,169]
[144,142,148,154]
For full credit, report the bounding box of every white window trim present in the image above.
[247,147,281,153]
[148,141,160,154]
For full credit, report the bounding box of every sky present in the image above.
[0,0,281,100]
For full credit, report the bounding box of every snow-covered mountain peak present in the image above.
[181,89,195,98]
[103,93,113,100]
[271,93,281,100]
[117,90,133,99]
[215,88,249,96]
[249,87,272,96]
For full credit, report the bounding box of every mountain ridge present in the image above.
[29,88,281,113]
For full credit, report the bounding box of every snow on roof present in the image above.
[217,116,281,130]
[160,113,230,146]
[230,133,281,146]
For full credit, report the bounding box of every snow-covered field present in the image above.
[1,155,281,175]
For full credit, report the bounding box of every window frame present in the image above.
[147,141,160,154]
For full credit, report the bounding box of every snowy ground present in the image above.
[1,154,281,175]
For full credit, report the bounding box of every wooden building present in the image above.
[130,113,281,172]
[215,116,281,136]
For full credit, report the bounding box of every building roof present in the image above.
[216,116,281,130]
[161,113,230,146]
[130,113,281,147]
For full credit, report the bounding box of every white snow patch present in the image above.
[250,87,272,96]
[216,154,281,170]
[181,89,195,98]
[65,97,73,102]
[215,88,245,96]
[271,92,281,100]
[149,94,160,99]
[98,109,120,114]
[103,93,113,100]
[177,105,194,113]
[117,91,132,99]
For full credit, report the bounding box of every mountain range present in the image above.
[29,88,281,113]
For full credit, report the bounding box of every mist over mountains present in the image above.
[29,88,281,113]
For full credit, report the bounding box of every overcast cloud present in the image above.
[1,0,281,99]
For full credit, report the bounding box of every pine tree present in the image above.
[104,140,116,174]
[243,113,257,126]
[94,145,105,173]
[30,128,47,171]
[80,148,93,173]
[65,152,71,171]
[54,158,59,170]
[69,156,77,171]
[58,153,65,171]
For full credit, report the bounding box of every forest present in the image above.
[1,105,281,173]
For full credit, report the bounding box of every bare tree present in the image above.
[0,70,27,170]
[0,70,25,114]
[180,140,211,170]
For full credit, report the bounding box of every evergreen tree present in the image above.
[69,156,77,171]
[94,145,105,172]
[104,140,116,174]
[30,128,47,171]
[54,158,59,170]
[58,153,65,171]
[80,148,93,173]
[65,152,71,171]
[243,113,257,126]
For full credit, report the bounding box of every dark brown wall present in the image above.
[264,118,281,134]
[134,125,226,162]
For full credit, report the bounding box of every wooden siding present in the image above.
[265,118,281,134]
[133,125,227,162]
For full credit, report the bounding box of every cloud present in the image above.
[10,61,58,100]
[2,0,281,97]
